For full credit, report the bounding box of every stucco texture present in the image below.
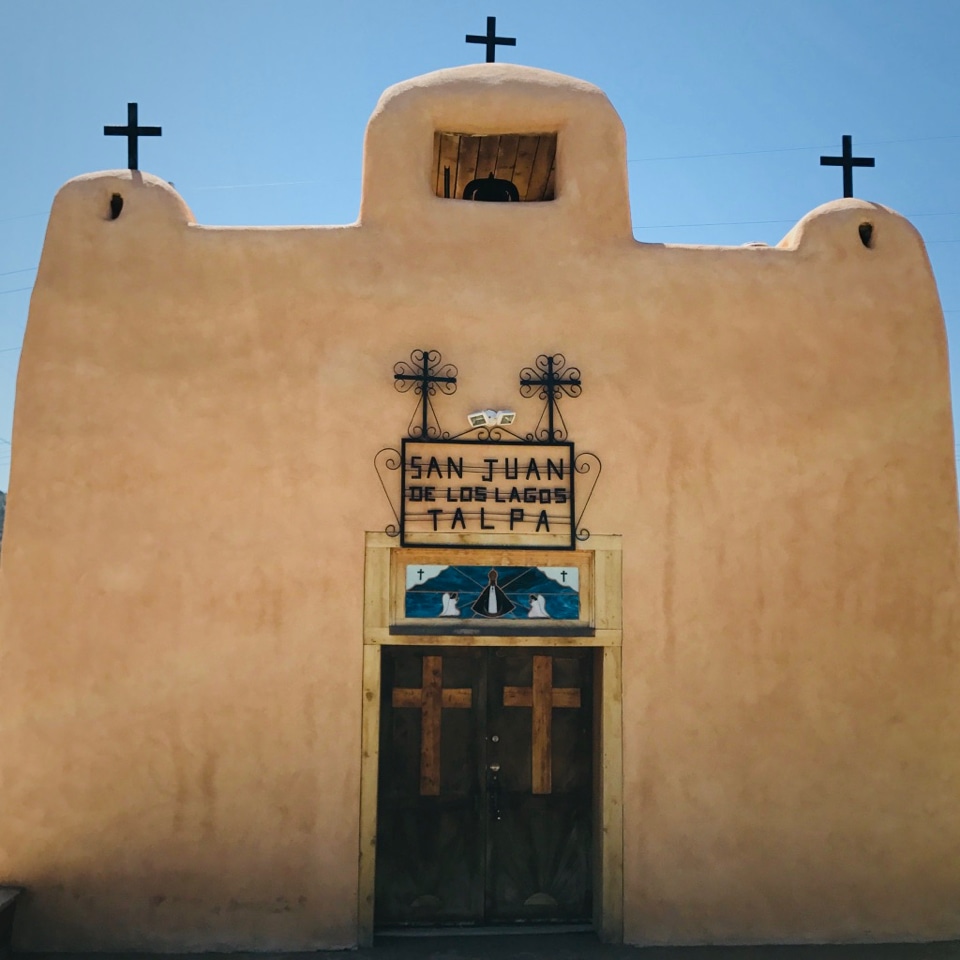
[1,65,958,950]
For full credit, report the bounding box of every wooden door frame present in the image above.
[358,533,623,945]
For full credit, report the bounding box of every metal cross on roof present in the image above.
[520,354,582,443]
[465,16,516,63]
[394,349,458,440]
[104,102,162,171]
[820,135,875,199]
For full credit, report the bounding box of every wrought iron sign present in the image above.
[400,439,575,548]
[392,348,458,440]
[376,349,600,550]
[519,353,581,442]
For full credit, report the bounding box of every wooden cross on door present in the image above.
[504,654,581,794]
[392,655,472,796]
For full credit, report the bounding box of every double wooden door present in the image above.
[375,646,593,927]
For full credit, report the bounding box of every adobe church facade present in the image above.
[1,64,959,950]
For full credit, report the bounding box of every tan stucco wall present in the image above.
[1,64,958,949]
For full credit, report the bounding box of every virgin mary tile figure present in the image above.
[471,569,516,618]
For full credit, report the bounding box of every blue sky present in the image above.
[2,1,959,492]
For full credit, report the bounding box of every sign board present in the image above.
[400,439,575,549]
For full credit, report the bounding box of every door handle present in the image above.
[487,763,502,821]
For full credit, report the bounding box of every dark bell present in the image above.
[462,172,520,202]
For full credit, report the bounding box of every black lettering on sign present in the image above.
[399,440,577,547]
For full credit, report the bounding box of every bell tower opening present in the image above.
[433,132,557,201]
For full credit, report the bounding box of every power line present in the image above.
[632,145,824,163]
[637,217,795,229]
[636,211,960,230]
[859,134,960,148]
[0,287,32,296]
[0,132,956,218]
[1,206,957,263]
[0,212,47,225]
[192,179,328,192]
[0,267,36,278]
[629,133,960,164]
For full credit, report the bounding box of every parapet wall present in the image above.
[1,64,958,949]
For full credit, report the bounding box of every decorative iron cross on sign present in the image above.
[519,354,582,443]
[504,654,581,794]
[393,348,458,440]
[392,656,472,796]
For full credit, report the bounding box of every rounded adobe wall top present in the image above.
[372,63,610,113]
[360,64,633,243]
[778,197,928,260]
[50,170,195,227]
